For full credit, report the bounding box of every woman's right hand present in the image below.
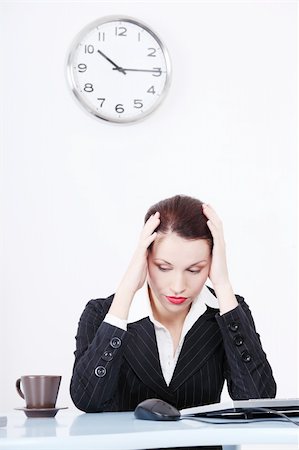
[118,211,160,294]
[108,212,160,320]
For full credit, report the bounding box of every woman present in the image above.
[70,195,276,417]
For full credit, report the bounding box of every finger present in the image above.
[206,219,223,241]
[144,211,160,226]
[136,230,158,253]
[146,211,160,222]
[202,204,222,227]
[142,212,160,236]
[206,219,217,236]
[144,231,158,248]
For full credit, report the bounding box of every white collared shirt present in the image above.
[104,284,219,386]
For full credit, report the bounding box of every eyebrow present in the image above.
[154,258,208,267]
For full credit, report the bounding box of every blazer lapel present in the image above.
[124,317,172,400]
[123,306,223,398]
[169,307,223,391]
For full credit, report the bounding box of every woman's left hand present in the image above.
[202,204,230,289]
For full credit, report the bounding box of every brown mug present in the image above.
[16,375,61,409]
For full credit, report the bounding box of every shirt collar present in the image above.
[127,282,219,325]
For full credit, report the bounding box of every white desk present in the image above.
[0,409,298,450]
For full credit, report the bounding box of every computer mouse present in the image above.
[134,398,181,421]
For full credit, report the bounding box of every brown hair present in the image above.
[144,194,213,249]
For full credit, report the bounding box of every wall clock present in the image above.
[66,16,171,124]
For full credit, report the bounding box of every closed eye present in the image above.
[158,266,171,272]
[157,266,201,274]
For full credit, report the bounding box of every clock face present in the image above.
[66,16,171,123]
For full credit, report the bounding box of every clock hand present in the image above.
[112,67,163,74]
[97,49,126,75]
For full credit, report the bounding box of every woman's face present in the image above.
[147,232,211,317]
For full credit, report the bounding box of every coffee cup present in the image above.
[16,375,61,409]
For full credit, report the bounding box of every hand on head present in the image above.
[119,212,160,295]
[202,204,230,289]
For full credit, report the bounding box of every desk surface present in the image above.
[0,408,298,450]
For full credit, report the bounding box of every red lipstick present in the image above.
[166,296,188,305]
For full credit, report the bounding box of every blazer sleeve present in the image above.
[216,295,277,399]
[70,295,128,412]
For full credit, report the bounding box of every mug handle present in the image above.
[16,378,25,399]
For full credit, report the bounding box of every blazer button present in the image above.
[241,351,252,363]
[228,321,239,332]
[234,334,244,346]
[95,366,107,377]
[110,337,121,349]
[101,351,113,362]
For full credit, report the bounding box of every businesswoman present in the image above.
[70,195,276,419]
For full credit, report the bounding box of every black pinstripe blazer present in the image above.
[70,288,276,413]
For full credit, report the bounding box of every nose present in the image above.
[170,272,186,296]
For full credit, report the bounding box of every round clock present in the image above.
[66,16,171,124]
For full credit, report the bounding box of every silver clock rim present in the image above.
[66,15,172,124]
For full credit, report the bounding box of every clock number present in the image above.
[84,45,94,54]
[78,63,87,73]
[134,99,143,109]
[147,48,156,57]
[115,104,124,113]
[115,26,127,37]
[97,98,105,107]
[152,67,162,77]
[147,86,156,95]
[98,32,106,41]
[84,83,94,92]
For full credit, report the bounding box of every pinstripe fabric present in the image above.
[70,292,276,414]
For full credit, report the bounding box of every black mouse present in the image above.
[134,398,181,421]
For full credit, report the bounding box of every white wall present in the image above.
[0,0,297,421]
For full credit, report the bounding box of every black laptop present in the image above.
[180,398,299,419]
